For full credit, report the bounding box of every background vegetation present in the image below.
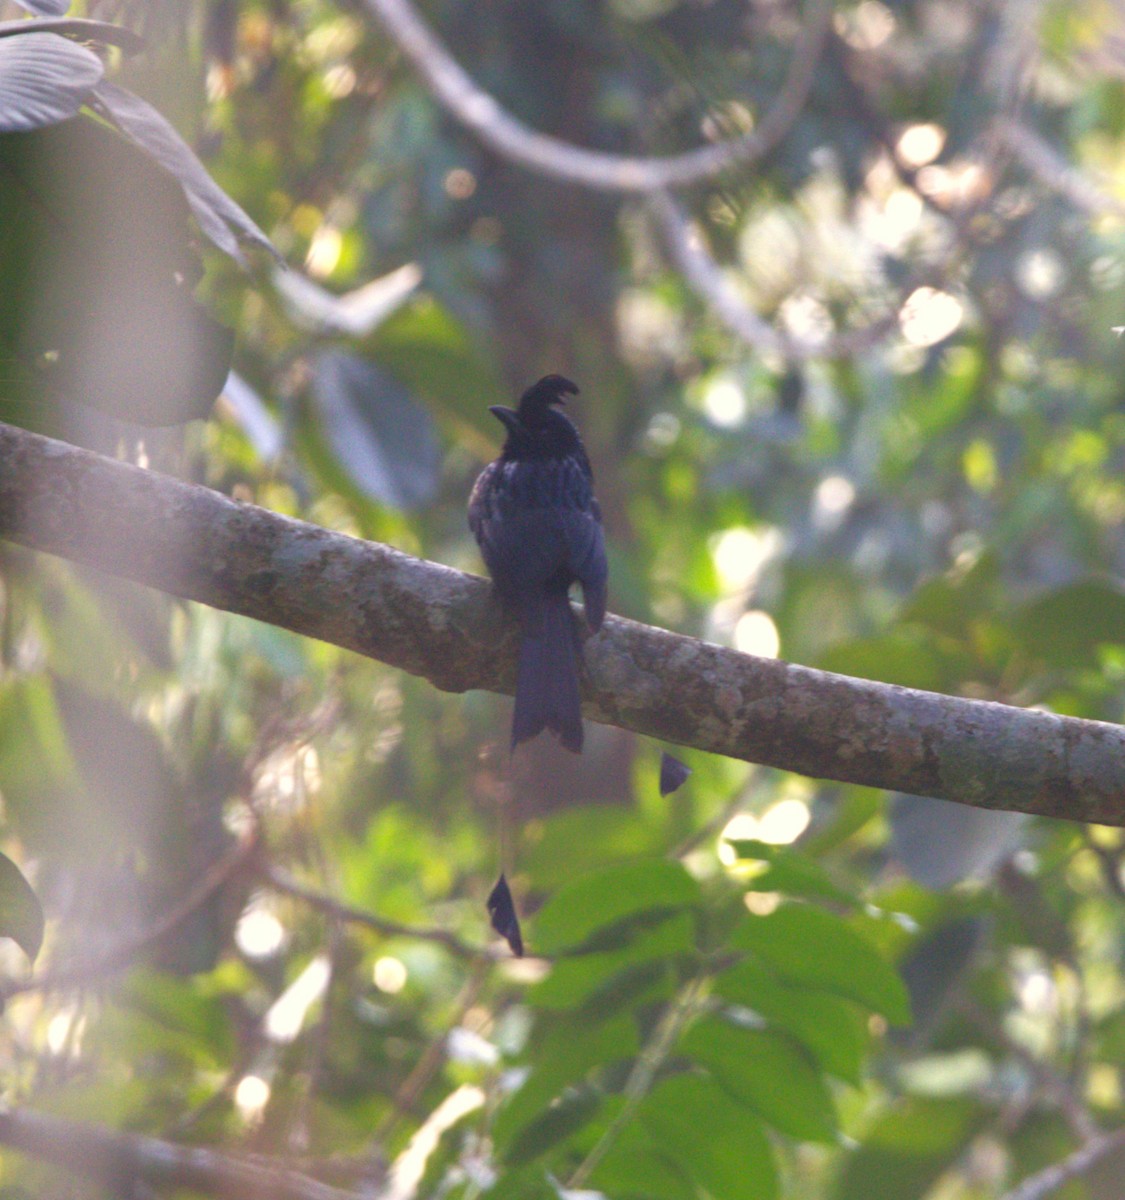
[0,0,1124,1196]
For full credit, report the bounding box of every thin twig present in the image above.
[358,0,831,192]
[956,997,1099,1143]
[262,866,496,962]
[0,1107,357,1200]
[998,1127,1125,1200]
[566,976,706,1190]
[373,960,489,1146]
[995,117,1125,220]
[0,834,258,1002]
[650,190,942,363]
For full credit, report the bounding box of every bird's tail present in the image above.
[512,593,584,753]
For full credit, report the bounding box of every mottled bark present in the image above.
[2,421,1123,826]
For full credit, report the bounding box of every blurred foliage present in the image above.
[1,0,1125,1197]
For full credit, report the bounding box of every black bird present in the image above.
[468,375,607,753]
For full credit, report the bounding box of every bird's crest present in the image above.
[517,375,579,421]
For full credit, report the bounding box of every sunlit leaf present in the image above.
[732,903,912,1024]
[726,839,857,905]
[831,1098,984,1200]
[713,958,868,1084]
[533,860,701,956]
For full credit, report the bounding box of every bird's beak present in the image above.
[488,405,521,434]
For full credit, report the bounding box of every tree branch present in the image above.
[648,188,947,363]
[263,866,497,961]
[0,1108,357,1200]
[1,421,1124,826]
[998,1128,1125,1200]
[994,117,1125,220]
[359,0,831,192]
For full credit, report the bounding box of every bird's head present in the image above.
[489,375,582,456]
[515,375,579,422]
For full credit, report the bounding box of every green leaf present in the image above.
[679,1015,837,1142]
[493,1015,640,1154]
[590,1139,696,1200]
[0,851,44,962]
[639,1073,779,1200]
[529,912,694,1010]
[901,554,1001,639]
[477,1167,560,1200]
[532,860,701,956]
[90,80,277,264]
[817,629,967,692]
[732,903,912,1024]
[725,839,857,905]
[502,1086,601,1166]
[831,1098,984,1200]
[365,296,505,421]
[714,958,868,1084]
[523,805,668,890]
[1012,579,1125,669]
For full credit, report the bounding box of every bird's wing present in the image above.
[470,458,606,629]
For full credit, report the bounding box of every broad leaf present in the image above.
[533,860,701,955]
[478,1167,560,1200]
[680,1014,837,1142]
[590,1135,696,1200]
[831,1098,984,1200]
[502,1085,601,1166]
[713,957,868,1083]
[732,903,912,1024]
[0,17,147,53]
[310,352,441,509]
[88,80,276,265]
[274,262,421,336]
[1012,579,1125,668]
[9,1,70,15]
[529,912,694,1009]
[0,31,101,133]
[0,116,234,426]
[890,794,1028,888]
[366,297,506,419]
[0,851,44,962]
[639,1074,779,1200]
[493,1014,640,1154]
[726,838,857,904]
